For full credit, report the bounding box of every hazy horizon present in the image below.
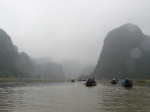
[1,0,150,66]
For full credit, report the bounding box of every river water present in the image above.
[0,81,150,112]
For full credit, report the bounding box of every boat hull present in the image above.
[122,84,133,87]
[86,83,97,86]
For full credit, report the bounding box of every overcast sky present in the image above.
[0,0,150,66]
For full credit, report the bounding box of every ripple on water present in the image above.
[0,82,150,112]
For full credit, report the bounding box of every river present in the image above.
[0,81,150,112]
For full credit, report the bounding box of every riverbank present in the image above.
[0,78,150,84]
[0,78,65,83]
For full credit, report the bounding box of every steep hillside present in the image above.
[94,23,150,79]
[0,29,18,77]
[0,28,34,78]
[15,52,34,77]
[31,57,65,80]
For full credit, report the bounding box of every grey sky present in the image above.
[0,0,150,66]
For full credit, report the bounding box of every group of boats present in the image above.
[111,78,133,87]
[85,78,133,87]
[71,78,133,87]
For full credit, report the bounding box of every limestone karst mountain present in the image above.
[0,28,34,77]
[93,23,150,79]
[0,28,65,79]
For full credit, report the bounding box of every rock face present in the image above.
[15,52,34,78]
[35,63,65,80]
[0,28,65,79]
[31,57,65,80]
[93,23,150,79]
[0,29,18,77]
[0,28,34,77]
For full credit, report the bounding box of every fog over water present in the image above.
[0,0,150,66]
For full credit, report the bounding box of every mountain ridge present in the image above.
[93,23,150,79]
[0,28,65,79]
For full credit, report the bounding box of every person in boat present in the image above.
[122,78,128,85]
[86,78,96,86]
[86,78,92,83]
[86,78,93,85]
[92,78,96,84]
[129,79,132,82]
[122,78,133,87]
[111,78,118,84]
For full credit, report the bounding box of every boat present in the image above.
[110,79,118,84]
[121,78,133,87]
[86,82,97,86]
[85,78,97,86]
[71,80,75,82]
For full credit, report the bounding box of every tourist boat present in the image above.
[71,80,75,82]
[85,78,97,86]
[121,79,133,87]
[110,79,118,84]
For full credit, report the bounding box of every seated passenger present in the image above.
[87,78,92,83]
[92,78,96,83]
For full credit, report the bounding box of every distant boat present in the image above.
[71,80,75,82]
[121,78,133,87]
[85,79,97,86]
[110,79,118,84]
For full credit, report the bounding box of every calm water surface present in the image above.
[0,81,150,112]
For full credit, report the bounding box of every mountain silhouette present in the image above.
[93,23,150,79]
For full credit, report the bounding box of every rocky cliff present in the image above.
[0,28,65,79]
[94,23,150,79]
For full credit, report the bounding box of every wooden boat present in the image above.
[111,79,118,84]
[121,79,133,87]
[71,80,75,82]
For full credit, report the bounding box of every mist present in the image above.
[1,0,150,70]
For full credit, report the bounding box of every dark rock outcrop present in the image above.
[0,29,18,77]
[15,52,34,78]
[93,23,150,79]
[0,28,65,79]
[0,28,34,77]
